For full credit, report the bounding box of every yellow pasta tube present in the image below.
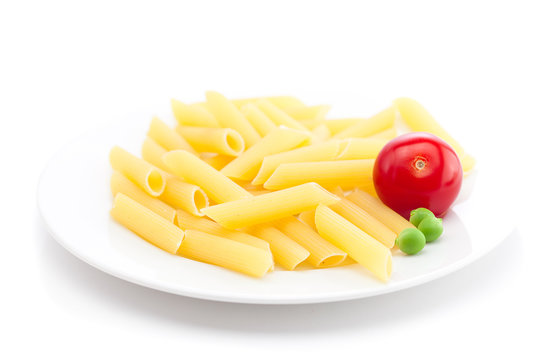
[231,96,305,109]
[255,99,308,131]
[178,230,273,278]
[273,216,346,267]
[201,154,235,170]
[147,117,197,154]
[283,105,331,121]
[315,205,392,282]
[110,171,176,223]
[220,126,311,181]
[176,209,270,251]
[176,126,245,156]
[205,91,261,147]
[158,177,209,216]
[264,159,375,190]
[393,97,475,172]
[110,193,184,254]
[310,124,331,143]
[248,224,310,270]
[201,182,340,229]
[346,190,415,234]
[336,138,386,160]
[171,99,220,127]
[252,141,341,185]
[240,103,277,136]
[162,150,251,203]
[367,127,398,141]
[298,209,316,229]
[325,118,366,135]
[109,146,165,196]
[329,198,396,248]
[141,137,171,173]
[333,107,396,139]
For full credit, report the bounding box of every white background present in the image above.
[1,1,539,359]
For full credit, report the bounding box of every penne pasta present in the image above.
[346,190,415,234]
[248,224,310,270]
[255,99,308,131]
[325,118,366,135]
[111,193,184,254]
[273,216,347,267]
[393,97,475,172]
[310,124,332,143]
[109,146,165,196]
[367,126,398,141]
[141,137,171,173]
[298,209,316,229]
[283,105,331,121]
[336,138,386,160]
[329,198,396,248]
[158,177,209,216]
[264,159,375,190]
[201,154,235,170]
[176,209,270,251]
[147,117,197,154]
[231,96,305,109]
[240,103,277,137]
[220,126,311,181]
[162,150,252,203]
[333,107,396,139]
[176,126,245,156]
[178,230,273,278]
[205,91,262,147]
[315,205,392,282]
[202,182,340,229]
[110,171,176,223]
[252,141,341,185]
[171,99,220,127]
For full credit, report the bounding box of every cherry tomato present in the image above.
[373,132,462,218]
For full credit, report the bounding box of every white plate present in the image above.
[37,115,513,304]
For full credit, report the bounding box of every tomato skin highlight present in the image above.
[373,132,463,218]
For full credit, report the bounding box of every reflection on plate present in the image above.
[37,115,513,304]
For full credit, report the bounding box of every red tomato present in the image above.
[373,132,463,218]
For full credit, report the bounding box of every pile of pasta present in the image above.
[109,91,475,282]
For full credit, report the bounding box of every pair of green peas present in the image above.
[397,208,443,255]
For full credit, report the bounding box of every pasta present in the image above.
[205,91,261,147]
[162,150,252,203]
[252,141,341,185]
[110,193,184,254]
[393,97,475,172]
[346,190,415,234]
[176,209,270,251]
[283,105,331,122]
[240,103,277,137]
[264,159,375,190]
[333,107,396,139]
[231,95,305,109]
[336,138,386,160]
[315,205,392,282]
[310,124,331,143]
[158,177,209,216]
[367,127,398,141]
[298,209,316,229]
[110,171,177,223]
[171,99,220,127]
[147,117,197,154]
[109,146,165,196]
[178,230,273,278]
[247,224,310,270]
[220,126,311,181]
[325,118,366,135]
[329,198,396,248]
[273,216,347,267]
[176,126,245,156]
[201,154,235,170]
[141,137,171,173]
[201,182,340,229]
[254,99,308,131]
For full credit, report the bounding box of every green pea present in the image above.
[418,216,443,243]
[396,228,426,255]
[410,207,435,227]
